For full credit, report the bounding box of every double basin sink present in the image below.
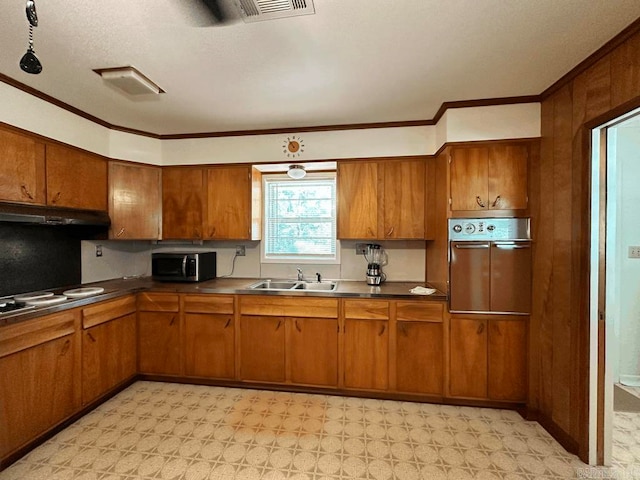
[246,279,338,292]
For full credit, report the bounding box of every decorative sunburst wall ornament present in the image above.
[282,136,305,158]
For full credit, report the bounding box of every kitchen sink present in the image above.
[246,280,338,292]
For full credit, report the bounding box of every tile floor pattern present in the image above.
[0,381,637,480]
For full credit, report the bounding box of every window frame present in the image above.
[260,172,340,265]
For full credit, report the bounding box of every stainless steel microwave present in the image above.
[151,252,217,282]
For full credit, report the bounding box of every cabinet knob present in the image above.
[20,184,34,200]
[475,196,486,208]
[491,195,501,208]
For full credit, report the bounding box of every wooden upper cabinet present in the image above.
[488,145,528,210]
[162,167,204,239]
[0,127,46,205]
[204,165,261,240]
[337,160,378,239]
[46,143,108,211]
[338,159,426,240]
[382,159,425,239]
[450,143,529,214]
[109,162,161,240]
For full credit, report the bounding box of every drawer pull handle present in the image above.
[276,320,282,331]
[295,320,302,332]
[52,191,62,204]
[21,184,34,200]
[386,226,394,237]
[169,316,176,326]
[60,339,71,354]
[87,332,96,343]
[378,324,386,336]
[476,196,486,208]
[491,195,501,207]
[224,318,231,329]
[116,227,125,237]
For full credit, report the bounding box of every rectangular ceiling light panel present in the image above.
[236,0,315,22]
[94,67,164,96]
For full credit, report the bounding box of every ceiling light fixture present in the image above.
[287,165,306,179]
[94,66,164,96]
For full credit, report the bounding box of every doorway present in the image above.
[591,107,640,468]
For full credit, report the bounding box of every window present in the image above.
[262,173,338,263]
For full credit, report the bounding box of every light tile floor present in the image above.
[0,381,638,480]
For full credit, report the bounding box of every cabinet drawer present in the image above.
[137,292,180,312]
[343,300,389,320]
[82,296,136,329]
[240,296,338,318]
[184,295,234,314]
[0,310,78,358]
[396,301,443,322]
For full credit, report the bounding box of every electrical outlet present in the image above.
[629,246,640,259]
[236,245,246,256]
[95,245,103,257]
[355,243,367,255]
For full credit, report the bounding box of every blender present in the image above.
[364,244,387,285]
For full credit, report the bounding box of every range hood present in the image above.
[0,202,111,226]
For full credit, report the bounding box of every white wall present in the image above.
[615,125,640,386]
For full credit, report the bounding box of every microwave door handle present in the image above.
[182,257,187,277]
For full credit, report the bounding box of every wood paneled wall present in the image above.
[531,25,640,461]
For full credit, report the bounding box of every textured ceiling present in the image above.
[0,0,639,135]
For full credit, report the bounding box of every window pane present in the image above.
[264,175,336,261]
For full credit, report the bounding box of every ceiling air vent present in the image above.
[235,0,315,22]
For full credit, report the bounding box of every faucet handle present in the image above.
[296,268,303,281]
[316,272,321,282]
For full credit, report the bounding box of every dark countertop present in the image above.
[0,277,447,327]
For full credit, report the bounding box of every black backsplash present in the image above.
[0,223,81,297]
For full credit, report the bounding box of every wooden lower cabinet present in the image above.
[137,293,181,375]
[289,317,338,387]
[0,311,80,460]
[395,321,443,395]
[344,319,389,391]
[185,313,235,379]
[240,315,285,382]
[81,296,137,404]
[449,318,487,398]
[449,316,527,401]
[488,319,527,401]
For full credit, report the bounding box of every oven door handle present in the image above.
[493,242,531,249]
[453,244,489,249]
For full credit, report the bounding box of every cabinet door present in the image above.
[82,314,137,404]
[109,162,161,240]
[185,313,235,379]
[450,147,489,211]
[0,128,45,204]
[382,160,425,239]
[490,241,531,313]
[449,318,487,398]
[488,145,528,210]
[289,317,338,387]
[205,166,252,240]
[449,241,491,312]
[337,161,378,239]
[343,319,388,390]
[0,334,78,458]
[138,312,181,375]
[162,167,204,239]
[488,319,527,401]
[46,144,108,211]
[396,321,443,395]
[240,315,285,382]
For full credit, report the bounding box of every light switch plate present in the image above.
[629,246,640,258]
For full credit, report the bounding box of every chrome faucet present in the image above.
[297,268,303,281]
[316,272,321,283]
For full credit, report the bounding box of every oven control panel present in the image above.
[448,218,530,241]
